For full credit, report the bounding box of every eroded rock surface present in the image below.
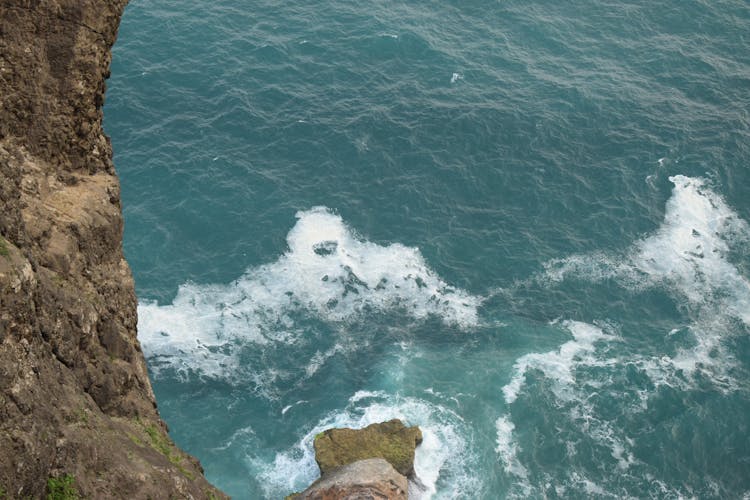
[0,1,225,497]
[298,458,408,500]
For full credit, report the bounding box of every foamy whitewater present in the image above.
[138,207,482,380]
[255,391,477,499]
[108,1,750,497]
[543,176,750,385]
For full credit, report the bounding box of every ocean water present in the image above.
[104,0,750,498]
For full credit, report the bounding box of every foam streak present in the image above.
[137,207,482,379]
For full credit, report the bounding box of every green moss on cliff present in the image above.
[46,474,79,500]
[0,237,9,258]
[134,418,195,480]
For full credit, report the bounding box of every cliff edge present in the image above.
[0,1,226,497]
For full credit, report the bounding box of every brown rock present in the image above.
[0,1,226,498]
[314,419,423,478]
[300,458,408,500]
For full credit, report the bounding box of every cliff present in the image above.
[0,1,226,497]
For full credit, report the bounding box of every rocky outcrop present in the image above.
[314,419,423,478]
[0,1,225,498]
[294,420,422,499]
[296,459,408,500]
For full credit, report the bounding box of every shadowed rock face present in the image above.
[0,1,226,498]
[314,419,423,478]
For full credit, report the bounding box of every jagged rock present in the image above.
[0,1,225,497]
[299,458,408,500]
[314,419,423,477]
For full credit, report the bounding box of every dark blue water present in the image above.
[105,0,750,497]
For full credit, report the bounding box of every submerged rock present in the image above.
[314,419,423,477]
[297,458,408,500]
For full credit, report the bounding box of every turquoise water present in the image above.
[105,0,750,498]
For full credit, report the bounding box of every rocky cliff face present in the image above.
[0,1,225,497]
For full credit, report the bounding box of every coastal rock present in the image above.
[314,419,423,478]
[297,458,408,500]
[0,1,225,497]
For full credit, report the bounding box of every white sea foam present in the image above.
[542,175,750,382]
[495,415,528,480]
[137,207,482,379]
[254,392,479,499]
[211,424,255,453]
[498,321,635,484]
[502,321,611,404]
[281,400,308,416]
[494,176,750,489]
[567,472,609,497]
